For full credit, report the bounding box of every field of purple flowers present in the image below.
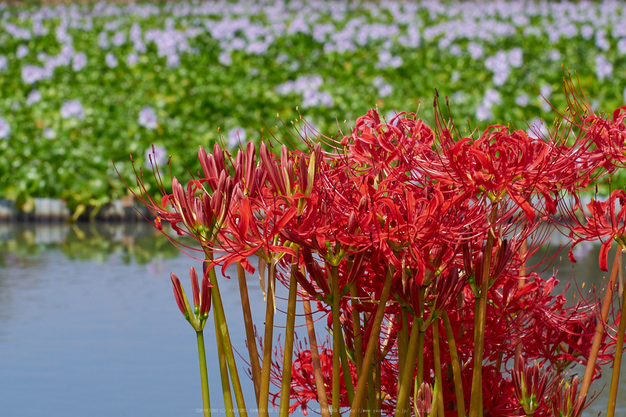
[1,0,626,214]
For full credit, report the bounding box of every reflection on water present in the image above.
[0,222,181,265]
[0,223,624,416]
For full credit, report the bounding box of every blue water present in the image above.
[0,223,624,416]
[0,223,271,417]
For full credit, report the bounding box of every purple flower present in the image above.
[166,53,180,68]
[549,50,561,61]
[72,53,87,71]
[515,93,529,107]
[105,53,118,68]
[467,42,483,60]
[98,32,109,49]
[138,106,158,129]
[378,84,392,98]
[145,145,167,168]
[218,51,232,66]
[26,90,41,106]
[43,128,55,140]
[595,54,613,81]
[0,56,7,71]
[227,127,246,148]
[127,53,139,66]
[0,117,10,139]
[618,38,626,55]
[581,25,594,40]
[528,117,548,139]
[60,100,85,120]
[112,31,126,47]
[21,65,45,84]
[16,45,29,59]
[508,47,523,68]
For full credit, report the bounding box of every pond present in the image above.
[0,222,624,416]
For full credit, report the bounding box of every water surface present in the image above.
[0,223,624,416]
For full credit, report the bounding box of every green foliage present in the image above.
[1,0,626,210]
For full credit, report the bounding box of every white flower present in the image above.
[60,100,85,120]
[145,145,167,168]
[138,106,158,129]
[72,53,87,71]
[227,127,246,148]
[0,117,10,139]
[105,53,118,68]
[26,90,41,106]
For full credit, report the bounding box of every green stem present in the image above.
[338,330,355,405]
[607,264,626,417]
[351,285,364,376]
[397,308,409,395]
[205,253,248,417]
[395,288,425,417]
[196,331,211,417]
[374,347,381,417]
[303,297,331,417]
[442,312,465,417]
[279,262,299,417]
[367,357,375,417]
[432,319,445,417]
[258,259,277,417]
[331,265,341,417]
[469,207,498,417]
[579,248,621,401]
[349,266,394,417]
[214,310,235,417]
[416,327,425,391]
[513,235,528,370]
[350,285,366,417]
[236,262,261,405]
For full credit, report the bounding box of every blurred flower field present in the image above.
[1,0,626,213]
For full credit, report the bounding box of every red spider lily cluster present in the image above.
[127,80,626,417]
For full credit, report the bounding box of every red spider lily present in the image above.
[170,266,212,331]
[551,376,586,417]
[427,116,561,222]
[512,355,554,416]
[414,381,434,417]
[569,189,626,271]
[217,195,297,274]
[584,106,626,172]
[340,108,435,171]
[126,84,626,417]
